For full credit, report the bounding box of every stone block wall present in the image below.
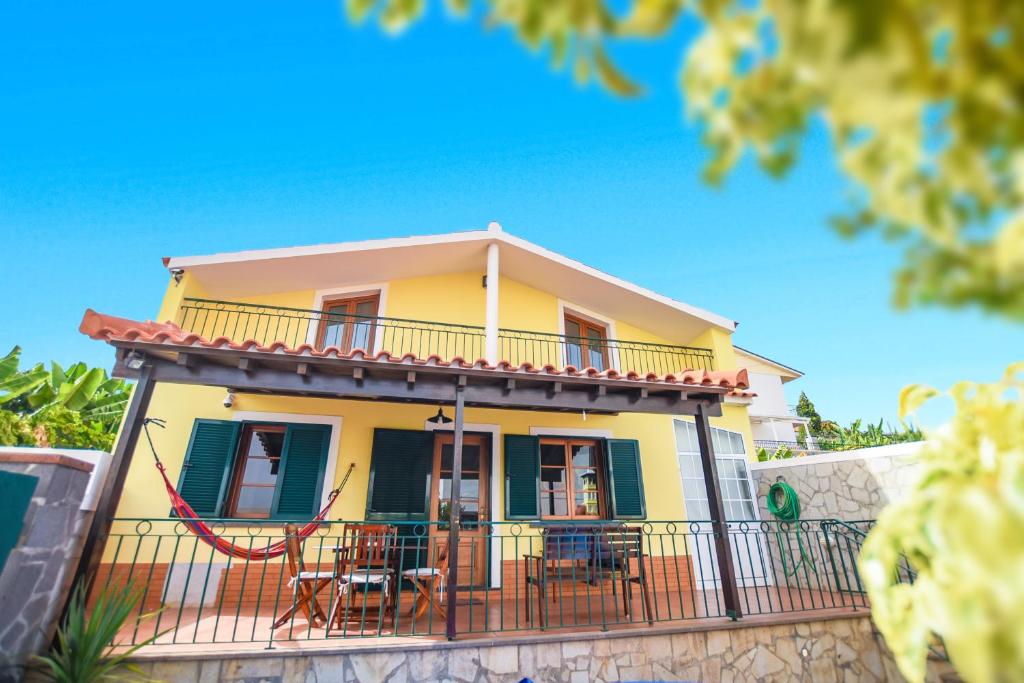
[127,614,950,682]
[0,451,96,682]
[750,443,924,521]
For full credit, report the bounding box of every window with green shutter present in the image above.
[177,419,331,520]
[177,419,242,517]
[504,434,540,519]
[605,438,646,519]
[365,429,435,520]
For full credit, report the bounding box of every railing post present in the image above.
[73,362,157,593]
[694,401,743,620]
[445,379,466,640]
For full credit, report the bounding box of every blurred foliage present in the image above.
[861,366,1024,682]
[0,347,127,451]
[348,0,1024,319]
[816,418,923,451]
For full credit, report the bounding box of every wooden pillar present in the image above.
[694,401,743,620]
[445,380,466,640]
[74,362,157,593]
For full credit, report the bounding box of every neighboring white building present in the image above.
[733,347,813,450]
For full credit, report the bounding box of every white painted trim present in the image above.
[557,299,620,371]
[304,283,389,353]
[424,421,503,589]
[723,395,753,405]
[748,441,924,470]
[230,411,343,510]
[733,346,803,379]
[528,426,613,439]
[0,447,111,512]
[484,242,500,364]
[166,229,736,332]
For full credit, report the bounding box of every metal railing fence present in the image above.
[176,298,715,376]
[94,518,871,648]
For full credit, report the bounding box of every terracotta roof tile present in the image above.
[80,309,751,391]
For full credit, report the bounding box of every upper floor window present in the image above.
[317,292,380,352]
[564,313,609,371]
[539,438,605,519]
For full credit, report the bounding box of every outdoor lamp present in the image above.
[427,407,453,425]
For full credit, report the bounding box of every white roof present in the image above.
[166,227,737,341]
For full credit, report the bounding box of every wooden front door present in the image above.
[430,433,489,587]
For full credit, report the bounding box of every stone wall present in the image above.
[0,451,97,683]
[128,614,947,683]
[750,443,924,520]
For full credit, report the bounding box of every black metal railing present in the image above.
[95,517,869,649]
[176,298,715,375]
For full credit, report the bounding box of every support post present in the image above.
[694,401,743,620]
[73,363,157,593]
[484,240,500,364]
[445,382,466,640]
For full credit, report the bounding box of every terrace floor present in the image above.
[118,583,868,657]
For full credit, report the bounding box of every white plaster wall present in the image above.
[745,372,790,417]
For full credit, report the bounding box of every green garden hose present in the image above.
[766,481,815,577]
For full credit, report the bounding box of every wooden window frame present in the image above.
[224,423,287,520]
[538,437,606,520]
[563,312,611,371]
[316,292,381,352]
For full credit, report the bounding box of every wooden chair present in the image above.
[271,523,335,629]
[330,523,398,631]
[401,539,450,620]
[590,526,654,625]
[524,525,653,627]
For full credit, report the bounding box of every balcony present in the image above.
[176,298,715,377]
[754,439,838,455]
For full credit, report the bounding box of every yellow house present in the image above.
[77,224,836,645]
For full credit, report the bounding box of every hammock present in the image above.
[144,418,352,561]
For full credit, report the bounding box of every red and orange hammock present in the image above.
[144,418,351,561]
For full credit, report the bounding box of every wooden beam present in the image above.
[296,362,310,377]
[176,353,194,368]
[695,403,742,620]
[406,371,416,387]
[445,384,465,640]
[238,358,255,373]
[504,378,516,393]
[352,367,364,385]
[73,364,156,593]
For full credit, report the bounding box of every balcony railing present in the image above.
[176,298,715,375]
[94,517,870,648]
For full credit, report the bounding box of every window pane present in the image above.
[541,491,568,516]
[440,444,480,471]
[564,318,582,338]
[673,420,695,452]
[541,444,565,467]
[321,304,350,348]
[235,487,275,517]
[239,455,278,486]
[571,444,597,467]
[574,492,600,516]
[541,468,566,485]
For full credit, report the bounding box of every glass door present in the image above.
[430,433,489,587]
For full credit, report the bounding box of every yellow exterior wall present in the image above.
[111,265,756,562]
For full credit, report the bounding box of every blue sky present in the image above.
[2,1,1020,427]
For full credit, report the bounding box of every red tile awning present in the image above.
[80,309,752,393]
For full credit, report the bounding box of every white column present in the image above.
[484,227,501,364]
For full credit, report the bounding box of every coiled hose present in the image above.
[766,480,814,576]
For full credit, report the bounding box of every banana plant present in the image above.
[0,347,47,405]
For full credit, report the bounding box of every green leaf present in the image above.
[898,384,939,420]
[591,44,643,97]
[0,347,21,380]
[62,367,107,411]
[0,364,47,405]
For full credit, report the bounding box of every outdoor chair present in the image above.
[330,523,399,631]
[524,524,653,627]
[401,539,450,620]
[272,523,335,629]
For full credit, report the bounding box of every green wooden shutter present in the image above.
[605,439,646,519]
[177,419,241,517]
[504,434,540,520]
[273,424,332,519]
[365,429,434,520]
